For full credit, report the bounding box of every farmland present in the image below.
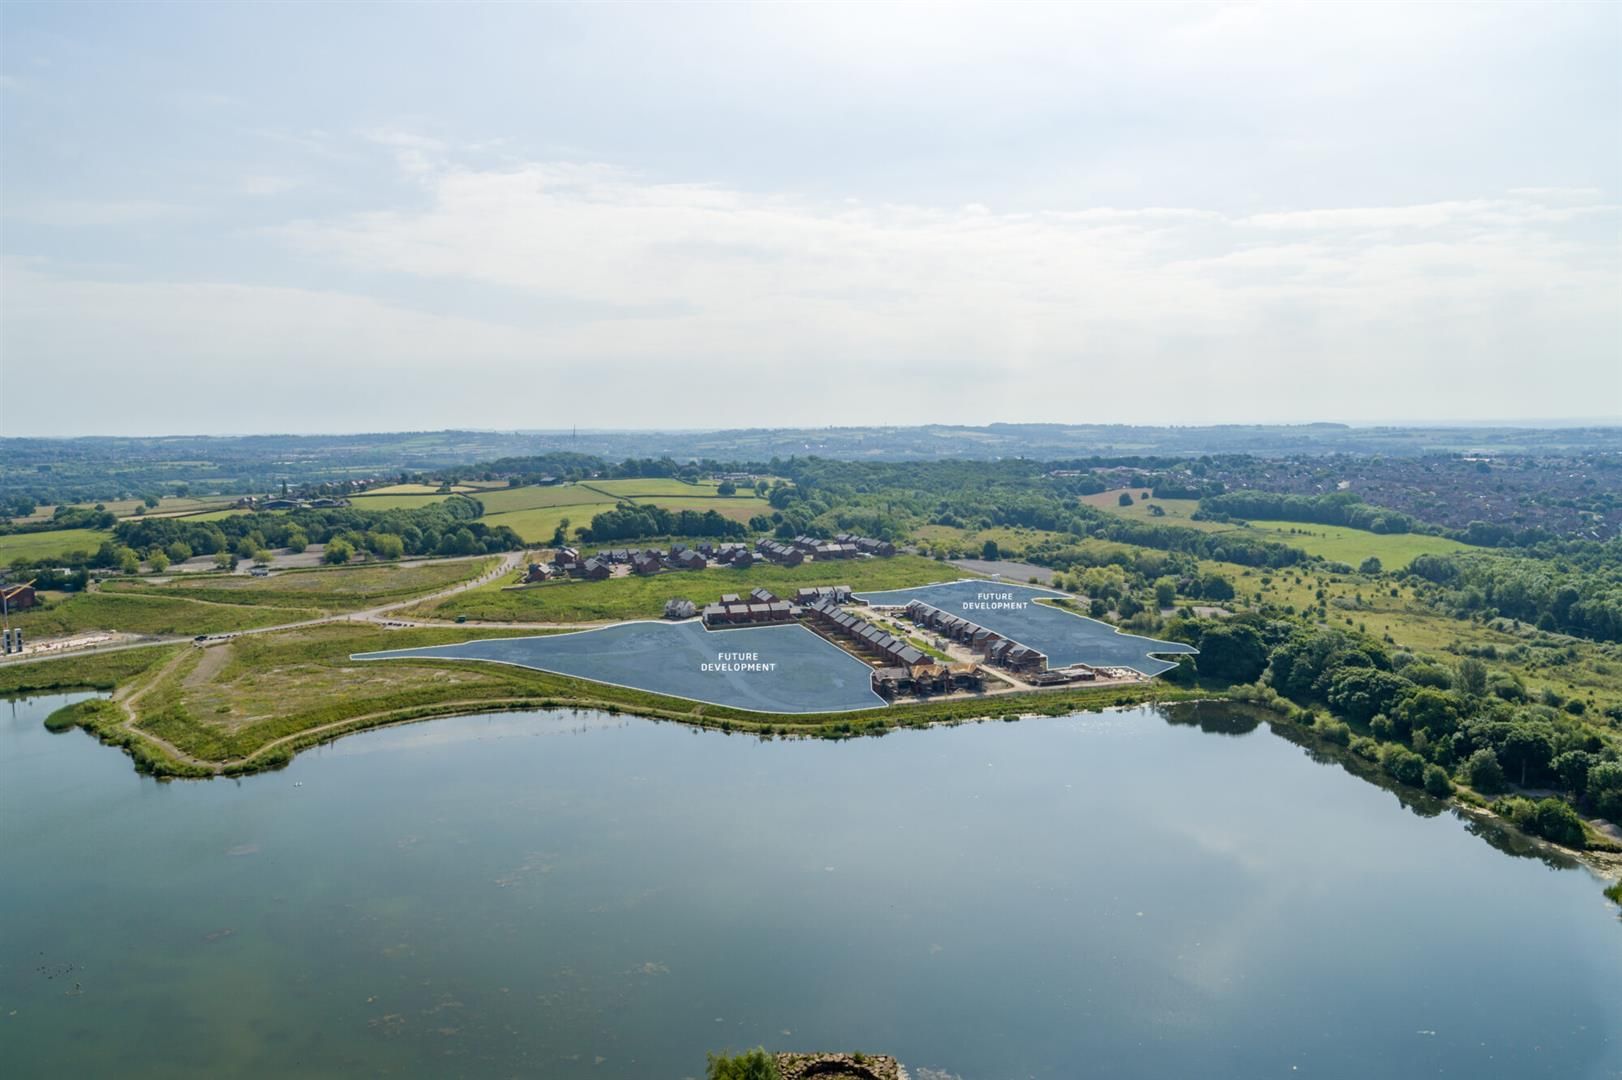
[0,527,112,562]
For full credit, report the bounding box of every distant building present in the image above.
[577,557,611,580]
[664,598,698,619]
[669,550,707,570]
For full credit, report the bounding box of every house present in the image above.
[523,562,552,583]
[1,583,38,610]
[701,603,727,626]
[632,553,662,576]
[577,557,611,580]
[730,550,757,568]
[664,599,698,619]
[553,546,582,569]
[720,593,742,605]
[748,587,778,605]
[756,540,803,566]
[837,533,897,557]
[669,550,707,570]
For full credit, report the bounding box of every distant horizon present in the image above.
[8,417,1622,442]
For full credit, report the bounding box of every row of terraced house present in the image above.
[900,600,1052,675]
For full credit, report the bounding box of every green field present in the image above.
[0,528,113,563]
[1237,521,1470,565]
[346,493,453,510]
[410,554,963,623]
[582,478,728,498]
[102,557,497,611]
[1079,489,1232,532]
[638,495,768,521]
[477,484,620,513]
[1081,488,1472,565]
[9,591,321,638]
[482,504,621,543]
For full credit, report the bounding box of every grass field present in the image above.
[1237,521,1470,565]
[9,591,321,638]
[102,557,497,611]
[1081,488,1473,565]
[1079,489,1233,532]
[346,493,453,510]
[0,528,113,563]
[362,483,477,495]
[409,553,963,623]
[482,503,621,543]
[582,478,729,498]
[639,495,768,522]
[476,484,621,513]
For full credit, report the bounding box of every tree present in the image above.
[284,531,308,554]
[371,534,405,560]
[717,480,737,496]
[1198,574,1235,602]
[981,540,1000,561]
[324,539,354,564]
[1325,667,1409,725]
[213,551,236,570]
[1194,623,1268,684]
[166,541,193,564]
[147,550,170,573]
[1454,657,1489,697]
[1465,748,1507,795]
[1154,578,1177,609]
[252,549,273,566]
[142,494,159,509]
[1499,726,1555,788]
[1118,491,1134,506]
[1359,556,1382,574]
[1585,761,1622,819]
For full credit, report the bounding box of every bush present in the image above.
[707,1048,778,1080]
[1317,718,1351,745]
[1423,764,1453,797]
[1531,798,1586,849]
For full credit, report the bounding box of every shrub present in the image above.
[706,1048,778,1080]
[1423,764,1453,798]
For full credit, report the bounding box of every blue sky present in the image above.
[2,1,1618,436]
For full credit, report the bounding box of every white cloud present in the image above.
[4,199,194,227]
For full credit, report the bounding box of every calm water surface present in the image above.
[3,694,1619,1079]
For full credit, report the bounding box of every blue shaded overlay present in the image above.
[856,580,1198,676]
[353,620,886,714]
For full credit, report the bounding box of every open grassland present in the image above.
[477,484,623,512]
[101,557,497,611]
[9,591,321,638]
[1235,521,1470,565]
[16,621,1201,776]
[409,554,963,623]
[1080,489,1233,532]
[0,528,113,563]
[914,524,1143,566]
[635,495,768,521]
[1082,488,1475,565]
[482,504,620,543]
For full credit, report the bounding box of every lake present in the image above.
[3,694,1619,1079]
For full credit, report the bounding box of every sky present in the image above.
[1,1,1618,437]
